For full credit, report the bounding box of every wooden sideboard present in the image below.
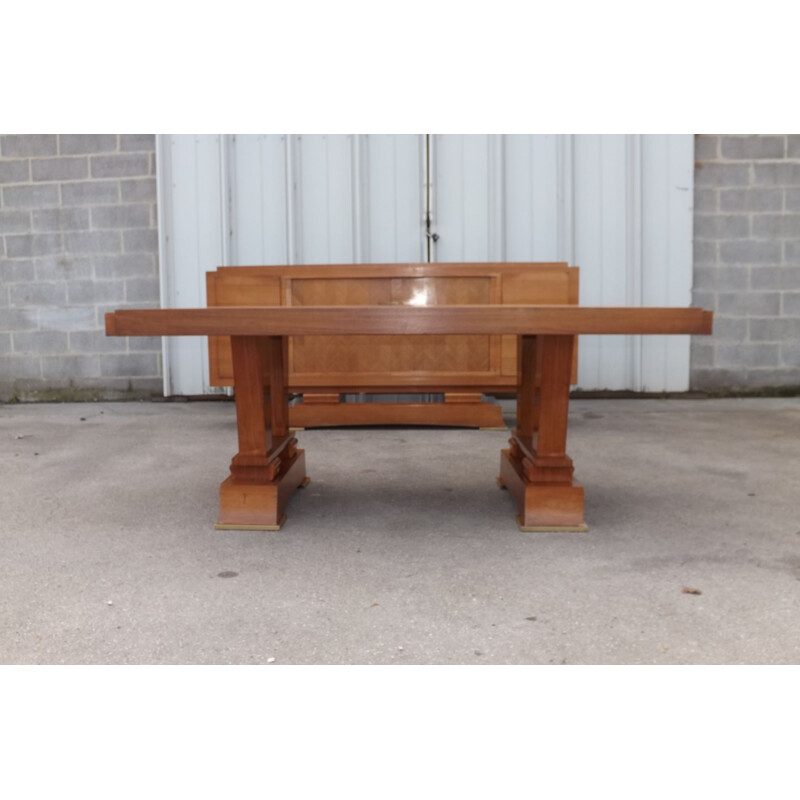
[206,263,579,428]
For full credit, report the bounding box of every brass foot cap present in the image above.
[215,514,286,532]
[517,515,589,533]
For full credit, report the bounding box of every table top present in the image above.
[106,305,713,338]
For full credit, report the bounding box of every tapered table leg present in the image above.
[216,335,308,531]
[499,334,588,531]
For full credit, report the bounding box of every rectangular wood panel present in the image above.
[290,276,492,305]
[207,274,281,385]
[291,334,491,375]
[289,275,493,378]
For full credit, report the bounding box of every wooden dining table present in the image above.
[105,304,713,532]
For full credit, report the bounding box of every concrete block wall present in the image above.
[2,133,799,399]
[692,134,800,391]
[0,135,161,401]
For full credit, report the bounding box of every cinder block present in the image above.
[720,188,782,212]
[91,154,149,179]
[67,279,126,305]
[750,267,800,290]
[694,135,719,160]
[100,352,159,377]
[34,255,93,281]
[693,188,717,212]
[0,308,39,332]
[60,180,119,206]
[783,292,800,315]
[753,163,800,186]
[721,135,784,160]
[13,330,69,354]
[69,329,127,354]
[0,259,34,282]
[749,318,800,341]
[693,266,748,291]
[9,282,67,306]
[128,335,161,352]
[33,208,90,232]
[691,290,716,311]
[0,135,57,157]
[786,189,800,211]
[783,240,800,263]
[780,342,800,367]
[77,375,162,395]
[690,368,749,391]
[64,231,121,254]
[2,184,59,208]
[719,240,781,265]
[5,233,63,259]
[91,204,151,229]
[93,253,156,279]
[716,343,779,369]
[125,277,159,302]
[0,355,41,380]
[38,306,97,331]
[752,214,800,238]
[718,291,780,316]
[122,229,158,253]
[119,134,155,152]
[694,214,749,239]
[694,162,750,187]
[709,316,748,341]
[6,236,35,258]
[0,210,31,234]
[689,341,715,368]
[121,178,156,202]
[0,159,30,183]
[0,333,10,355]
[59,135,117,155]
[788,136,800,159]
[31,157,88,182]
[41,354,101,380]
[745,368,800,387]
[693,240,717,266]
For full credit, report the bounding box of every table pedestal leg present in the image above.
[216,335,309,531]
[499,334,588,531]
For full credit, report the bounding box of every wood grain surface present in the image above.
[106,305,713,337]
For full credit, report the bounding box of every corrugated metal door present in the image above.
[430,134,694,391]
[231,134,425,265]
[155,134,226,395]
[157,134,693,395]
